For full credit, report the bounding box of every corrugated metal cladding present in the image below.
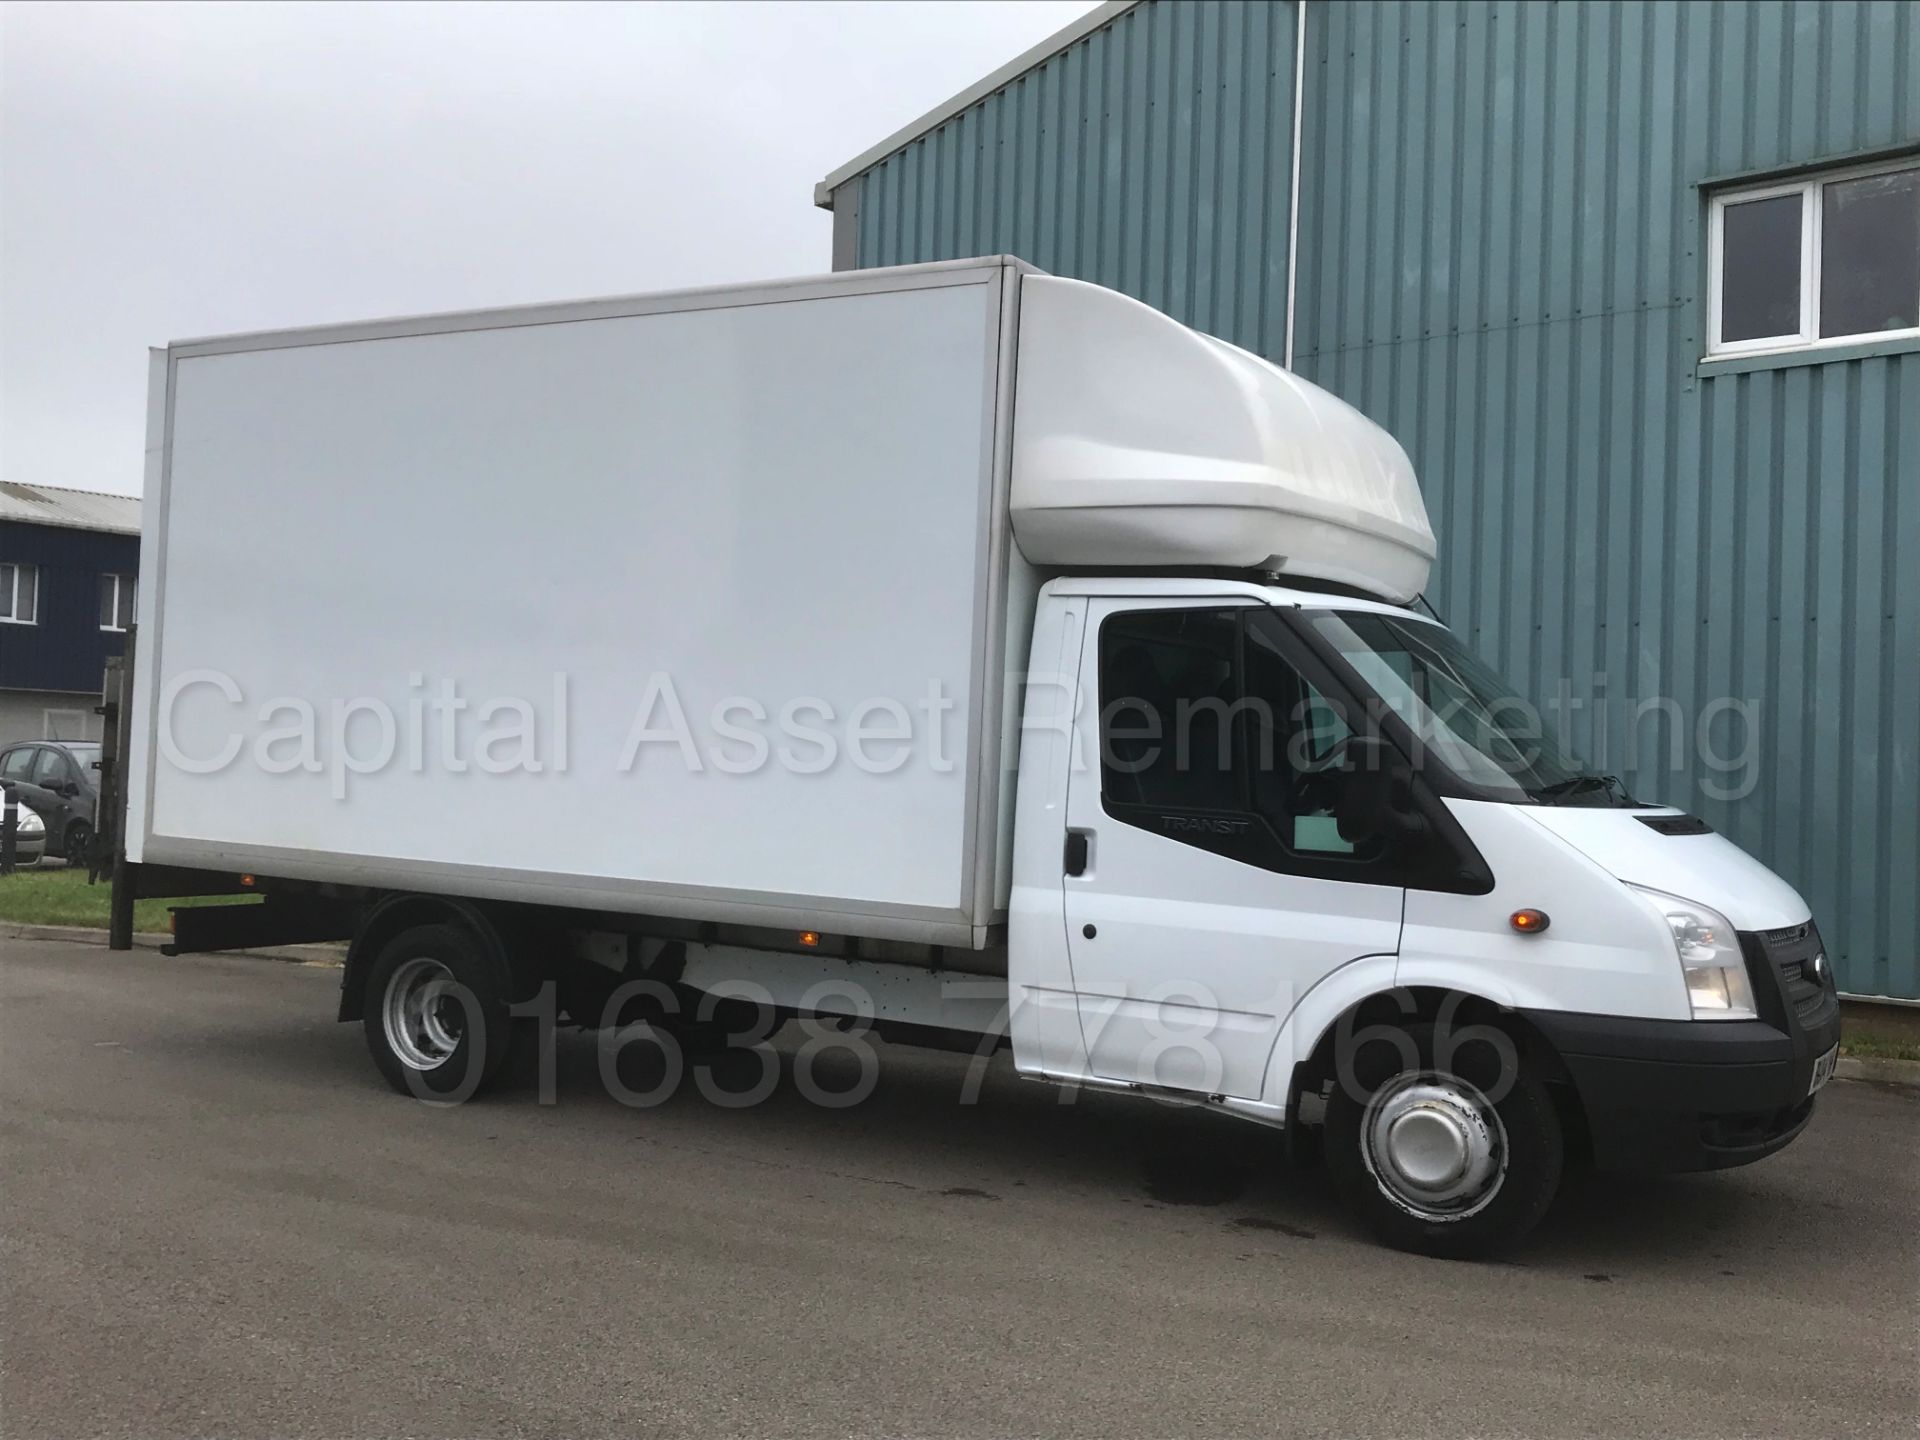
[855,0,1302,355]
[834,0,1920,1001]
[1293,0,1919,1005]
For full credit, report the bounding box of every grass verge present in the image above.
[1838,999,1920,1063]
[1839,1027,1920,1063]
[0,865,256,934]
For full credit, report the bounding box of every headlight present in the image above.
[10,805,43,836]
[1629,885,1756,1020]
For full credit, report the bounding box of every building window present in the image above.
[99,572,135,632]
[0,562,38,624]
[1708,157,1920,357]
[42,710,90,742]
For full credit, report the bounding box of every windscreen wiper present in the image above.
[1535,774,1632,804]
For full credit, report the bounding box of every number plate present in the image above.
[1808,1043,1839,1097]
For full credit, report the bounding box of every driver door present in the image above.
[1060,599,1405,1100]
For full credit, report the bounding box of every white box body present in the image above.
[130,260,1034,945]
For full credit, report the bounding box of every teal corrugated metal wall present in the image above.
[1292,0,1918,1002]
[856,0,1299,353]
[839,0,1920,1000]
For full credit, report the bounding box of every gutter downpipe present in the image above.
[1283,0,1308,371]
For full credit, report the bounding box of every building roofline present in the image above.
[813,0,1141,210]
[0,481,142,536]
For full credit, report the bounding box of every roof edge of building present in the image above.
[0,482,143,536]
[3,516,143,536]
[812,0,1142,210]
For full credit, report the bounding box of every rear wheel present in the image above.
[63,818,93,865]
[1324,1021,1562,1258]
[362,923,514,1100]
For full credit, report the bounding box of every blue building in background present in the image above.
[0,482,142,746]
[816,0,1919,1000]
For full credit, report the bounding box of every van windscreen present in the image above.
[1307,611,1638,807]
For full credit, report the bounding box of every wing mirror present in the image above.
[1335,735,1430,844]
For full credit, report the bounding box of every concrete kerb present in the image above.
[2,922,344,967]
[1834,1055,1920,1088]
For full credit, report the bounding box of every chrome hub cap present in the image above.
[382,957,465,1070]
[1361,1073,1508,1221]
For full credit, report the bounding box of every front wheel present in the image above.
[63,818,93,865]
[362,923,515,1100]
[1324,1021,1562,1258]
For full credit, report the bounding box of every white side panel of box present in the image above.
[136,272,1009,942]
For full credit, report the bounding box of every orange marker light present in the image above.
[1509,908,1551,935]
[239,874,256,888]
[798,931,821,948]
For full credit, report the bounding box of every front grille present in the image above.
[1778,958,1829,1020]
[1751,922,1834,1025]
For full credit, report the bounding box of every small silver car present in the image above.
[1,796,46,867]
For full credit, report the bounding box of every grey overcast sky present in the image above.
[0,0,1096,497]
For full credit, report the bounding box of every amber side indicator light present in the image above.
[239,874,256,888]
[798,931,821,948]
[1510,908,1550,934]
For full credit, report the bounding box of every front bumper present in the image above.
[1525,922,1842,1173]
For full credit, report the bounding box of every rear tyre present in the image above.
[362,923,514,1100]
[63,818,93,865]
[1324,1021,1562,1259]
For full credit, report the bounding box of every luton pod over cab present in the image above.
[128,258,1840,1256]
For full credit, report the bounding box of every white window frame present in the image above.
[0,562,38,625]
[1706,154,1920,360]
[42,710,89,742]
[99,572,134,632]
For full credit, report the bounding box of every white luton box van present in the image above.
[129,257,1841,1255]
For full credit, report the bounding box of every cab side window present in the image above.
[1097,608,1383,872]
[1100,610,1241,813]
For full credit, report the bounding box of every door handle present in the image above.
[1064,829,1091,877]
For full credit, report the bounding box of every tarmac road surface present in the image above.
[2,938,1915,1438]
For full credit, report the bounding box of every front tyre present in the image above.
[362,923,514,1100]
[1324,1021,1562,1258]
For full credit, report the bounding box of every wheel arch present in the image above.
[338,893,532,1022]
[1287,984,1579,1128]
